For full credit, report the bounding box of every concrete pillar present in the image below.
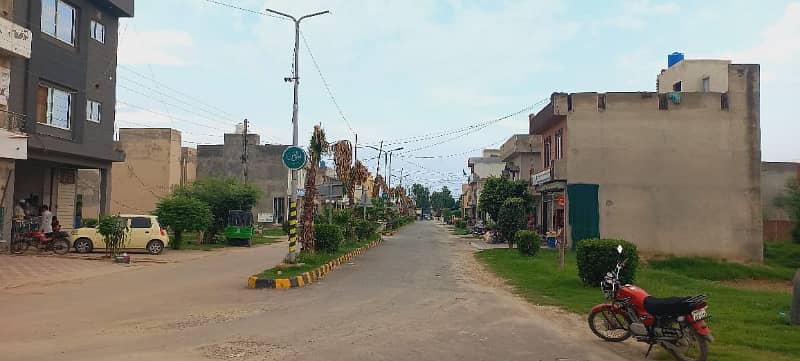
[0,159,14,250]
[792,269,800,326]
[99,167,111,216]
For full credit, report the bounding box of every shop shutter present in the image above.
[567,183,599,250]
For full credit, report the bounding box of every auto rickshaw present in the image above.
[224,210,253,247]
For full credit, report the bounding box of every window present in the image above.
[130,217,152,229]
[36,84,73,129]
[543,137,551,168]
[86,99,101,122]
[90,20,105,43]
[702,77,710,92]
[556,130,563,160]
[672,81,682,92]
[41,0,76,45]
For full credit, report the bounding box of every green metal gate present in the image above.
[567,183,599,250]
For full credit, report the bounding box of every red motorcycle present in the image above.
[588,246,712,361]
[11,229,70,255]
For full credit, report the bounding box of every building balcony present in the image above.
[0,16,31,59]
[0,112,27,159]
[531,158,567,186]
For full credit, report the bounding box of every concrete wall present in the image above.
[501,134,542,178]
[657,59,731,93]
[181,147,197,185]
[482,148,501,158]
[110,128,180,214]
[196,134,290,223]
[563,64,761,261]
[761,162,799,221]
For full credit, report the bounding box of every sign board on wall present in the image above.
[257,213,274,223]
[532,169,551,185]
[0,17,32,58]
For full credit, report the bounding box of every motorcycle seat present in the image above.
[643,296,699,317]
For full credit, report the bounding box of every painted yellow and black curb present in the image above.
[247,238,383,289]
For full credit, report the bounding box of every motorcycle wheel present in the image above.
[11,239,29,254]
[664,329,708,361]
[588,309,632,342]
[51,239,70,255]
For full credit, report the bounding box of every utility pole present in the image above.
[241,118,249,184]
[266,8,329,261]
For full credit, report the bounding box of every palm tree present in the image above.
[300,124,329,253]
[350,160,369,212]
[331,140,353,208]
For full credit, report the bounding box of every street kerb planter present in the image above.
[247,237,383,289]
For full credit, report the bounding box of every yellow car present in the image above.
[70,215,170,255]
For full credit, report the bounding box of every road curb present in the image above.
[247,237,383,289]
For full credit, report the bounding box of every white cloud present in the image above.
[735,2,800,65]
[730,2,800,161]
[607,0,680,29]
[118,29,193,65]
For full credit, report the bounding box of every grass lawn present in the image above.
[647,257,795,281]
[176,232,282,251]
[765,241,800,269]
[476,248,800,361]
[256,233,380,279]
[452,227,470,236]
[261,227,286,237]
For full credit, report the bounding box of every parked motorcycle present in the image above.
[11,230,70,255]
[588,245,712,361]
[472,223,486,236]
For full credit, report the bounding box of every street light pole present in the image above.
[266,8,329,260]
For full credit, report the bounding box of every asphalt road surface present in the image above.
[0,222,636,361]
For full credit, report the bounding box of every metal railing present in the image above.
[0,110,26,133]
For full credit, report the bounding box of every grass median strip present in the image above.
[253,233,382,287]
[476,248,800,361]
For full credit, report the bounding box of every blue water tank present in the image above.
[668,52,684,68]
[320,160,326,168]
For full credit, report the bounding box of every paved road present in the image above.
[0,222,635,361]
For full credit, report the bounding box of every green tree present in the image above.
[478,176,532,222]
[155,196,212,249]
[173,177,260,242]
[430,186,456,216]
[497,197,528,248]
[777,177,800,242]
[98,215,129,258]
[411,183,431,214]
[299,124,330,254]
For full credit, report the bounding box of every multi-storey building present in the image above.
[530,57,761,261]
[1,0,133,246]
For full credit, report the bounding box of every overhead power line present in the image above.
[371,98,548,149]
[300,31,356,136]
[396,100,546,156]
[200,0,289,20]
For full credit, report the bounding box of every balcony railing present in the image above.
[0,110,26,133]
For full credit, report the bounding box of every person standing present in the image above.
[13,200,26,220]
[41,205,53,236]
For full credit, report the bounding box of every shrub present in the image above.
[81,218,98,228]
[576,238,639,286]
[314,224,343,253]
[98,215,129,257]
[455,220,467,229]
[354,219,377,241]
[497,197,527,248]
[155,195,213,250]
[516,230,541,257]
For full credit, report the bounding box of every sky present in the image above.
[115,0,800,195]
